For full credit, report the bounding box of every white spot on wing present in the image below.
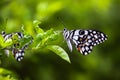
[87,36,91,39]
[90,46,92,49]
[84,30,88,35]
[74,30,79,35]
[73,36,78,40]
[84,52,88,55]
[21,57,23,60]
[105,38,107,40]
[96,40,99,44]
[93,31,96,34]
[66,40,73,52]
[101,38,104,40]
[99,39,101,42]
[22,53,24,56]
[94,35,98,39]
[88,40,92,43]
[18,58,21,61]
[85,42,89,45]
[15,53,18,59]
[94,43,96,46]
[79,35,84,38]
[88,50,91,53]
[19,53,21,56]
[5,50,9,57]
[81,47,85,52]
[89,30,92,32]
[85,46,89,51]
[101,33,104,37]
[72,39,78,46]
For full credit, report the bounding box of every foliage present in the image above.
[0,68,17,80]
[32,20,70,63]
[0,20,70,63]
[0,0,120,80]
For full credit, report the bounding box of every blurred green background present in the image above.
[0,0,120,80]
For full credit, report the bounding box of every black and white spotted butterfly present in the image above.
[1,31,33,61]
[12,40,33,61]
[1,31,24,41]
[63,28,107,55]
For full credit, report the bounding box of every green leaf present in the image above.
[21,25,27,36]
[21,25,31,37]
[33,20,44,34]
[0,75,15,80]
[46,31,61,42]
[0,35,12,49]
[0,68,17,80]
[40,29,54,45]
[19,36,33,48]
[3,39,13,48]
[34,28,55,48]
[47,45,70,63]
[0,35,5,48]
[11,33,20,43]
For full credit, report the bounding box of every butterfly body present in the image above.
[63,28,107,55]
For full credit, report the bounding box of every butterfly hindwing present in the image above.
[12,48,24,61]
[12,39,33,61]
[72,31,93,55]
[77,44,93,55]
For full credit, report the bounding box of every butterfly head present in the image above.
[63,28,70,40]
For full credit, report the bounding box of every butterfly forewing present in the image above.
[63,28,107,55]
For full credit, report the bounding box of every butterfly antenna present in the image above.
[57,17,67,28]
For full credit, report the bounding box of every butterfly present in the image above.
[12,48,25,61]
[1,31,24,41]
[1,31,33,61]
[12,40,33,61]
[63,28,107,55]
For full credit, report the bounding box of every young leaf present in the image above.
[0,68,17,80]
[21,25,28,36]
[47,45,70,63]
[0,35,12,49]
[34,28,56,49]
[33,20,44,34]
[0,35,5,49]
[11,33,20,43]
[2,39,13,49]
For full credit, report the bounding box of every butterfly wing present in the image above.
[12,49,24,61]
[66,39,73,52]
[71,30,107,55]
[63,28,73,52]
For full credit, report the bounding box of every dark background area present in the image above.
[0,0,120,80]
